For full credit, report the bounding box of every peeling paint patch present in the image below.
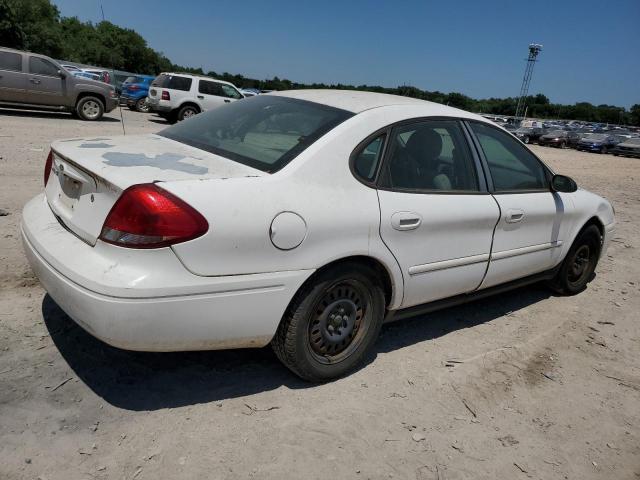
[102,152,208,174]
[79,143,114,149]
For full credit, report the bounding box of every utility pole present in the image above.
[100,4,105,22]
[515,44,542,120]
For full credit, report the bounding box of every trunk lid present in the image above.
[46,134,265,245]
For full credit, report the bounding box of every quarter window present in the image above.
[0,51,22,72]
[380,120,479,192]
[353,135,385,182]
[29,57,58,76]
[469,122,548,191]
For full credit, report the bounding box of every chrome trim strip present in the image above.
[409,253,490,276]
[491,241,563,261]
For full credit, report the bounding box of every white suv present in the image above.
[147,72,244,122]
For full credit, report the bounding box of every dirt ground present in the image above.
[0,107,638,480]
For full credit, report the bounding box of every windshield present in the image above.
[547,130,566,137]
[584,134,607,141]
[159,95,354,173]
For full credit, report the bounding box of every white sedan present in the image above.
[22,90,615,381]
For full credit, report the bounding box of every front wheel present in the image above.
[548,225,601,295]
[601,146,608,154]
[76,96,104,121]
[272,264,385,382]
[560,141,567,149]
[523,136,530,144]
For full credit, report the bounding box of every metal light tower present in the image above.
[515,43,542,120]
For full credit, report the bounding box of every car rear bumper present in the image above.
[21,194,314,352]
[104,97,118,112]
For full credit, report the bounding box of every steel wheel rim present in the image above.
[82,100,100,119]
[568,244,592,285]
[138,99,150,112]
[307,280,370,364]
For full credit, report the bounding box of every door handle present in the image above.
[197,95,204,99]
[224,99,231,103]
[506,209,525,223]
[29,78,41,84]
[391,212,422,231]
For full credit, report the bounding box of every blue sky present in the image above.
[53,0,639,107]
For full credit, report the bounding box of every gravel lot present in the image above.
[0,108,638,480]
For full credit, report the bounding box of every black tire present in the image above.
[601,146,608,155]
[549,225,601,295]
[76,96,104,121]
[272,263,385,382]
[523,136,530,144]
[560,141,567,149]
[177,104,199,121]
[135,97,150,113]
[127,105,136,111]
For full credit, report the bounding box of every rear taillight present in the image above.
[161,90,170,100]
[128,84,140,91]
[99,184,208,249]
[44,150,53,186]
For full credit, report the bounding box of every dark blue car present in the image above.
[120,75,155,112]
[576,134,620,154]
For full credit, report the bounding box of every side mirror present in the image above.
[58,69,67,78]
[551,174,577,193]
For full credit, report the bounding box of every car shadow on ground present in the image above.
[0,108,121,122]
[42,285,552,411]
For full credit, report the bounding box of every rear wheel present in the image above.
[76,96,104,121]
[523,136,530,144]
[548,225,601,295]
[135,97,150,113]
[601,146,608,154]
[178,104,199,121]
[272,264,385,382]
[560,141,567,149]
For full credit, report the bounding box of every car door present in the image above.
[27,56,65,106]
[466,121,573,289]
[197,79,226,111]
[0,50,27,103]
[375,119,500,308]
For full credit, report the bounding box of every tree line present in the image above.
[1,0,638,125]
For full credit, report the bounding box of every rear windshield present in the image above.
[159,95,354,173]
[152,74,192,91]
[547,130,566,136]
[585,134,607,141]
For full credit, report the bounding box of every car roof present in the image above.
[268,89,485,119]
[160,72,238,88]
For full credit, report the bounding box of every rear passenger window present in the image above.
[198,80,222,96]
[29,57,58,76]
[380,120,479,192]
[469,122,548,192]
[167,76,192,91]
[0,51,22,72]
[353,135,385,182]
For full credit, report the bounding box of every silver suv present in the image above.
[0,47,118,121]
